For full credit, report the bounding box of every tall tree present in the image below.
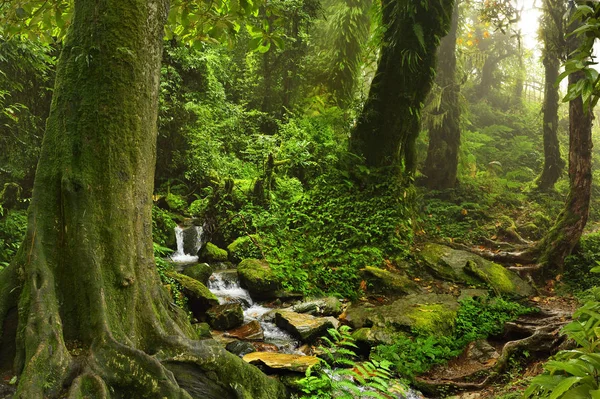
[422,0,461,189]
[0,1,286,397]
[536,0,567,191]
[349,0,456,175]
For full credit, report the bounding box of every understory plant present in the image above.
[297,326,401,399]
[524,286,600,399]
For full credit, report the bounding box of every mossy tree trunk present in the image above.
[536,0,566,191]
[422,0,460,189]
[0,1,286,398]
[349,0,455,176]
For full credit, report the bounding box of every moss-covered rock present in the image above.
[167,272,218,320]
[192,322,212,339]
[360,266,420,296]
[206,303,244,330]
[182,263,213,285]
[199,242,229,263]
[352,326,397,347]
[275,311,334,342]
[344,293,459,336]
[227,235,262,263]
[419,243,532,297]
[290,297,343,317]
[237,259,281,300]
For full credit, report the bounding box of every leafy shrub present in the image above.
[152,206,177,248]
[563,232,600,294]
[0,209,27,268]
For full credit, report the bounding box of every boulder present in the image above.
[290,297,343,317]
[275,311,334,342]
[227,235,262,263]
[352,326,396,348]
[237,259,281,300]
[225,320,264,341]
[181,225,203,256]
[226,340,257,357]
[465,340,499,364]
[344,293,459,336]
[167,272,218,320]
[192,322,212,339]
[419,243,532,297]
[252,342,279,353]
[243,352,320,373]
[206,303,244,330]
[182,263,213,285]
[360,266,420,296]
[199,242,228,263]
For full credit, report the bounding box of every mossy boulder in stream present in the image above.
[343,293,459,336]
[237,259,281,300]
[360,266,420,296]
[419,243,532,297]
[199,242,229,263]
[227,235,262,263]
[182,263,213,285]
[167,272,219,319]
[206,303,245,330]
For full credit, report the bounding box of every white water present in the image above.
[208,271,299,352]
[170,225,203,263]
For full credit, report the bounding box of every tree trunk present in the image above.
[0,1,286,398]
[422,0,461,189]
[349,0,455,176]
[536,0,566,191]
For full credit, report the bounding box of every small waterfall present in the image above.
[208,271,298,352]
[171,225,204,263]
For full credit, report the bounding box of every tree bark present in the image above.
[422,0,461,189]
[0,1,286,397]
[536,0,566,191]
[349,0,455,176]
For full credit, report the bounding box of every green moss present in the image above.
[182,263,213,285]
[463,260,520,296]
[227,235,262,263]
[167,272,218,305]
[165,192,186,211]
[407,303,457,336]
[360,266,418,295]
[199,242,228,263]
[237,259,280,299]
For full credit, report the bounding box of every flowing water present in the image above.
[171,225,204,263]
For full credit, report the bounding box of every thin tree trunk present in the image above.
[0,1,286,397]
[422,0,461,189]
[349,0,455,176]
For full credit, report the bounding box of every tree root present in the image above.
[415,307,570,395]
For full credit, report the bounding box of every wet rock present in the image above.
[352,326,396,347]
[167,272,218,320]
[243,352,320,373]
[193,322,212,339]
[226,340,256,357]
[199,242,228,262]
[290,297,343,317]
[419,243,532,297]
[275,311,334,342]
[182,263,213,285]
[252,342,279,352]
[181,225,203,256]
[360,266,420,296]
[225,320,264,341]
[237,259,281,300]
[206,303,244,330]
[344,293,459,336]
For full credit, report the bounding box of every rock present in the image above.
[275,311,334,342]
[419,243,532,297]
[465,340,499,364]
[352,327,396,347]
[227,235,262,263]
[206,303,244,330]
[360,266,420,296]
[226,340,256,357]
[192,322,212,339]
[458,289,489,302]
[199,242,228,262]
[243,352,320,373]
[182,263,213,285]
[225,320,264,341]
[181,225,203,256]
[167,272,218,320]
[252,342,279,353]
[290,297,343,317]
[237,259,281,300]
[344,293,459,336]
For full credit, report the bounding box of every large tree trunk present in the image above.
[536,0,566,191]
[422,0,461,189]
[0,1,286,398]
[349,0,455,176]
